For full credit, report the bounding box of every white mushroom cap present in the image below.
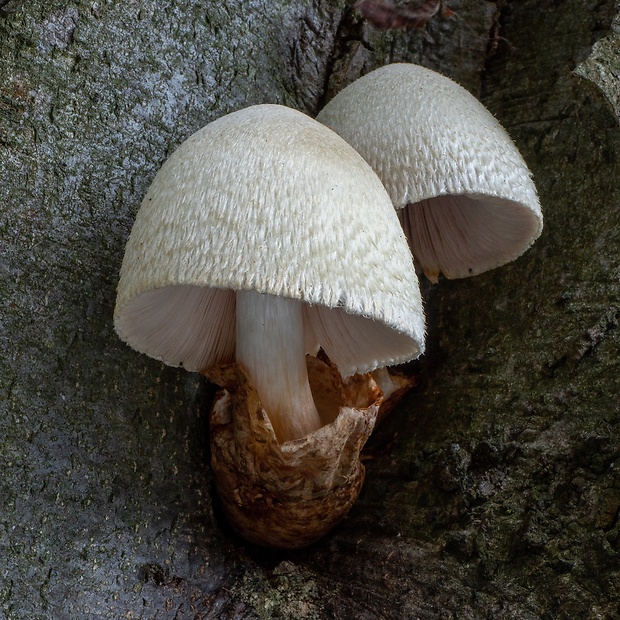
[316,63,543,281]
[114,104,425,375]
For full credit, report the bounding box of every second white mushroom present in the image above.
[317,63,543,282]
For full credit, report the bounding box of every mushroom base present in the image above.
[204,356,382,549]
[371,366,418,425]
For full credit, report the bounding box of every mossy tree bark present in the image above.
[1,0,618,618]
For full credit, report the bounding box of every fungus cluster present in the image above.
[114,64,542,549]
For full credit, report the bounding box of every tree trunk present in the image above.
[1,1,618,618]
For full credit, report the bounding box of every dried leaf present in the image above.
[440,5,456,19]
[357,0,454,31]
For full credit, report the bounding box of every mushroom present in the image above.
[114,104,425,547]
[316,63,543,282]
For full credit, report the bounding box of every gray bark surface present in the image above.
[1,0,618,618]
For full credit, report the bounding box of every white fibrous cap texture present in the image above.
[316,63,543,280]
[114,104,425,374]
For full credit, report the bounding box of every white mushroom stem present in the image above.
[235,290,322,443]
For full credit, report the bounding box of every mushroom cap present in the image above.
[316,63,543,281]
[114,104,425,374]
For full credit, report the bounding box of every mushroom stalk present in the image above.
[235,290,322,443]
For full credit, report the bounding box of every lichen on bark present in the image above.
[573,5,620,123]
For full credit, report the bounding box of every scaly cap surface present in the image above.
[317,63,543,280]
[114,104,425,373]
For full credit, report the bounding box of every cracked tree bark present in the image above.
[1,1,619,618]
